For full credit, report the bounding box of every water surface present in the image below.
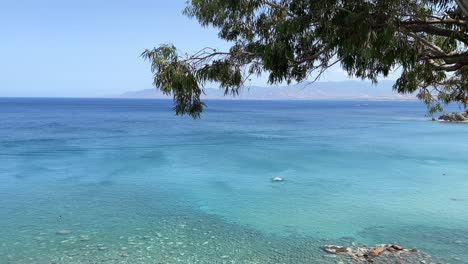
[1,98,467,263]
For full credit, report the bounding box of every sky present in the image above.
[0,0,399,97]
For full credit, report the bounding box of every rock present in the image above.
[56,230,72,235]
[321,243,433,263]
[390,244,403,250]
[272,177,284,182]
[438,111,468,122]
[321,245,352,254]
[367,246,386,257]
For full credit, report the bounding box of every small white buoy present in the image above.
[272,177,283,182]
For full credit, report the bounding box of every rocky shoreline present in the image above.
[435,111,468,122]
[321,244,436,263]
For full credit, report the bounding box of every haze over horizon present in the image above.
[119,80,415,100]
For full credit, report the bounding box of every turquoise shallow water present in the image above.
[1,98,468,263]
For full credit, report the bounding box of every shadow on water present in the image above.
[209,180,233,193]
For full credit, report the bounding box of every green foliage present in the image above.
[144,0,468,117]
[141,45,205,117]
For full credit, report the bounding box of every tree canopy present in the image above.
[142,0,468,117]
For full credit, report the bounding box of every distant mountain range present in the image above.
[119,80,415,100]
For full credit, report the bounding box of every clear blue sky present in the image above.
[0,0,397,97]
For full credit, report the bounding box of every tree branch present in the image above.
[402,23,468,45]
[293,48,329,64]
[427,59,464,72]
[456,0,468,17]
[402,18,468,27]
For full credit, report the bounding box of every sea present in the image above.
[1,98,467,263]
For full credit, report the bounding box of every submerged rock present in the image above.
[56,230,72,235]
[78,235,90,241]
[438,111,468,122]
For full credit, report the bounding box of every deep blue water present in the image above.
[1,98,468,263]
